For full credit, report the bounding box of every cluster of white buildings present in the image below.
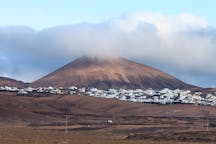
[83,88,216,106]
[1,86,216,106]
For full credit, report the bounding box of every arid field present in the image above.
[1,127,216,144]
[1,91,216,143]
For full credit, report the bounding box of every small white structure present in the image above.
[105,119,113,124]
[18,89,28,95]
[78,88,86,93]
[68,86,78,91]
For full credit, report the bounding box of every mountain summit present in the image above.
[31,56,193,89]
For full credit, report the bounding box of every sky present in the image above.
[0,0,216,88]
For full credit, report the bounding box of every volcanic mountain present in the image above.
[0,77,26,88]
[31,56,194,89]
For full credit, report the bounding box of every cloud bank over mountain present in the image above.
[0,12,216,87]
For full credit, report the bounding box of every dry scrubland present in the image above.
[0,127,216,144]
[1,92,216,144]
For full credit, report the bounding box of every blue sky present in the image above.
[0,0,216,88]
[1,0,216,29]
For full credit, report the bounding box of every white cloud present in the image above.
[111,12,209,35]
[0,12,216,87]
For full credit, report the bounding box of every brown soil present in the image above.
[1,92,216,143]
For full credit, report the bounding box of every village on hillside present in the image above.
[1,86,216,106]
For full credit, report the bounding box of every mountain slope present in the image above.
[0,77,26,88]
[31,56,194,89]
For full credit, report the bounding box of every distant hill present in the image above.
[0,77,26,88]
[31,56,194,89]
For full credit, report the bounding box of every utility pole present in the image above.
[206,112,209,131]
[191,106,195,130]
[65,114,68,134]
[203,110,210,131]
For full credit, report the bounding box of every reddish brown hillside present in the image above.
[0,77,26,88]
[31,56,194,89]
